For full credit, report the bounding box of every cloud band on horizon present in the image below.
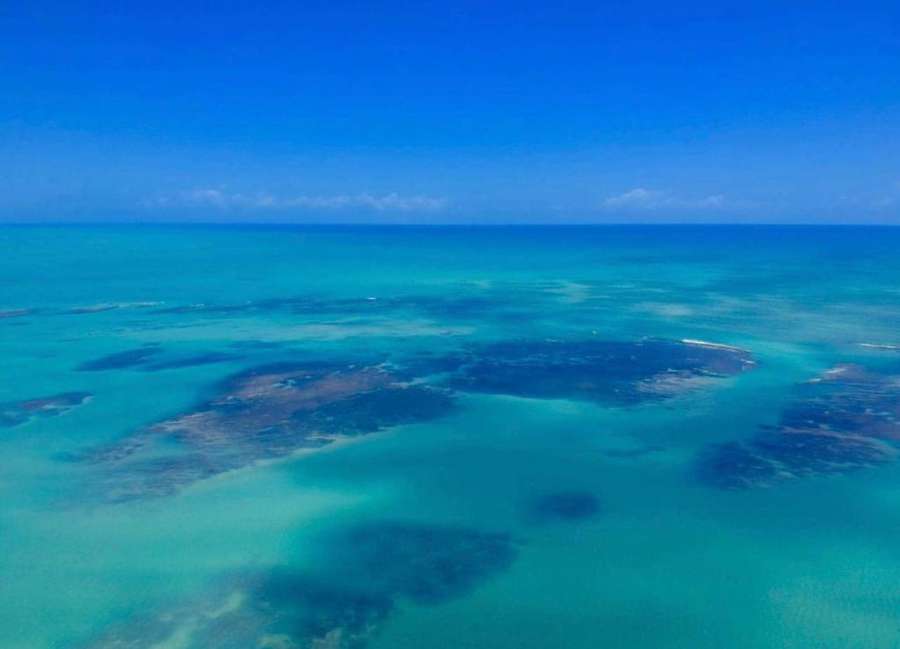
[149,189,448,212]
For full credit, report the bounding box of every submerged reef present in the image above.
[74,337,752,501]
[67,304,119,314]
[139,352,239,371]
[83,363,455,501]
[442,339,754,405]
[246,576,393,649]
[530,491,601,522]
[0,392,91,428]
[81,521,516,649]
[329,521,517,605]
[76,346,162,371]
[76,346,237,372]
[0,308,33,319]
[698,364,900,489]
[602,444,665,459]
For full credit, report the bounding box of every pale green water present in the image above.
[2,225,900,648]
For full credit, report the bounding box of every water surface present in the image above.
[2,225,900,648]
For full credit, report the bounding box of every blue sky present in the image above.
[2,1,899,223]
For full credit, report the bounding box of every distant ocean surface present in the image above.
[2,224,900,649]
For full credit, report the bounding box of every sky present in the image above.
[2,1,899,224]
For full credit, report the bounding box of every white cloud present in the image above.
[152,189,447,212]
[603,188,726,210]
[184,188,229,207]
[603,188,665,208]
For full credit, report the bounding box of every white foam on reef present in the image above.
[809,364,854,383]
[637,302,694,317]
[124,301,163,308]
[681,338,745,352]
[545,281,592,304]
[70,301,162,313]
[70,303,118,313]
[859,343,900,351]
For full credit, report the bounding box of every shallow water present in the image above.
[2,225,900,648]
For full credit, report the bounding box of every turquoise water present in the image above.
[2,225,900,648]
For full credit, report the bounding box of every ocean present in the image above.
[2,224,899,649]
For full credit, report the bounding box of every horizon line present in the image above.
[1,221,899,228]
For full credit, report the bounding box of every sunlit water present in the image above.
[2,225,900,649]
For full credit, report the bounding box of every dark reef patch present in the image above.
[83,363,455,501]
[250,574,394,648]
[443,339,754,405]
[530,491,601,522]
[77,347,238,372]
[76,346,162,371]
[300,386,455,436]
[81,521,516,649]
[140,352,239,371]
[67,304,119,314]
[0,308,33,319]
[101,454,228,501]
[1,392,92,428]
[698,364,900,489]
[243,522,515,644]
[330,521,517,605]
[390,351,471,380]
[603,445,665,459]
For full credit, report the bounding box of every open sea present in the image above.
[2,224,900,649]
